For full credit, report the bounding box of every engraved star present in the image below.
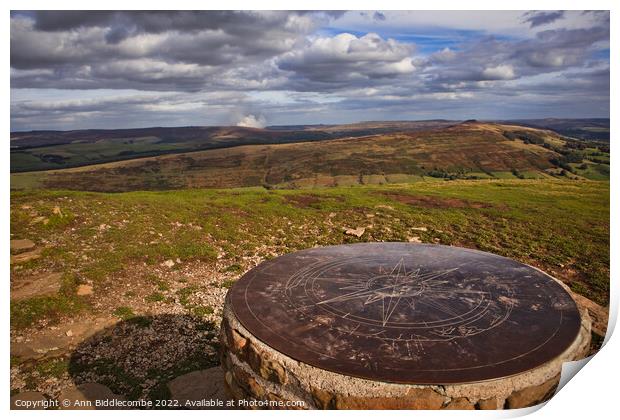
[317,259,458,326]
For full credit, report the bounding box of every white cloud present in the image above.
[9,11,609,129]
[481,64,516,80]
[277,32,415,85]
[236,114,266,128]
[431,47,457,63]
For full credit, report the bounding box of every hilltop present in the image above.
[10,120,456,173]
[11,121,610,192]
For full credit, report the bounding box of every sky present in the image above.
[10,10,610,131]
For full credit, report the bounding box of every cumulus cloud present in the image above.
[9,10,610,130]
[277,33,415,88]
[430,48,457,63]
[236,114,267,128]
[10,11,323,91]
[481,64,516,80]
[519,26,608,68]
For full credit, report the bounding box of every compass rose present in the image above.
[317,259,457,326]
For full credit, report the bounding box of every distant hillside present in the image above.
[504,118,610,142]
[12,121,609,192]
[268,120,455,133]
[10,126,333,172]
[10,120,455,173]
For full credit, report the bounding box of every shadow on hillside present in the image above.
[68,314,221,404]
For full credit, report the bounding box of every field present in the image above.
[11,122,611,191]
[9,118,610,403]
[510,118,610,142]
[10,121,455,172]
[10,179,609,400]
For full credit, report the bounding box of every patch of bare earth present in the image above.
[382,192,498,209]
[284,194,322,208]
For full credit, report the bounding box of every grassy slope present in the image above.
[12,123,574,192]
[11,179,609,331]
[9,126,333,172]
[10,121,457,172]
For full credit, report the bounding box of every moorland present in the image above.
[9,118,610,402]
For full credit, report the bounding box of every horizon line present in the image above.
[9,116,611,134]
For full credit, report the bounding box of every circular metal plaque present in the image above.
[229,243,581,384]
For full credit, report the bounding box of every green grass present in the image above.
[177,286,199,308]
[35,358,69,378]
[224,263,243,273]
[191,305,214,317]
[113,306,135,321]
[569,162,610,181]
[11,296,86,329]
[145,292,165,303]
[10,136,198,172]
[10,267,88,328]
[10,179,609,307]
[221,280,236,289]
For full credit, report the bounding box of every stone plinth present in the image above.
[220,243,591,410]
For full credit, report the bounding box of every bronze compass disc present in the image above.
[229,243,581,384]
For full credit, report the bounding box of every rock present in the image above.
[375,204,394,210]
[408,236,422,243]
[506,375,559,409]
[52,206,63,216]
[245,343,287,384]
[76,285,94,296]
[334,388,445,409]
[11,272,62,300]
[10,248,42,265]
[311,387,334,409]
[167,368,230,409]
[58,383,124,410]
[476,397,501,410]
[226,328,247,355]
[11,317,117,361]
[232,365,265,399]
[411,227,428,232]
[406,388,446,409]
[66,330,73,337]
[443,397,474,410]
[10,391,48,410]
[571,292,608,337]
[162,260,175,268]
[344,227,365,237]
[10,239,36,253]
[224,371,244,400]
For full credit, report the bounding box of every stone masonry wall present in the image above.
[219,295,591,410]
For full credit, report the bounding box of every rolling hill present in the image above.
[11,121,609,192]
[502,118,610,142]
[10,120,456,173]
